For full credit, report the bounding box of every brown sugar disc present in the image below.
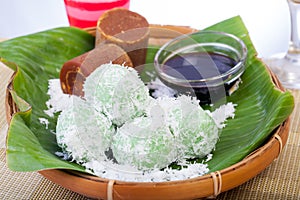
[96,8,150,67]
[60,43,133,96]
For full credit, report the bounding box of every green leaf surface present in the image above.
[0,17,294,175]
[1,27,94,171]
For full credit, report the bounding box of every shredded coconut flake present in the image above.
[205,153,213,162]
[211,102,236,128]
[147,77,177,98]
[39,118,49,129]
[44,79,72,117]
[83,159,209,182]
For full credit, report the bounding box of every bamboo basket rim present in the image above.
[4,25,291,199]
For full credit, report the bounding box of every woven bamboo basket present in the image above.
[5,25,291,200]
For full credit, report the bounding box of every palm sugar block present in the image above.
[60,43,132,96]
[96,8,149,67]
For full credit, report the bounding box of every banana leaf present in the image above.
[0,16,294,175]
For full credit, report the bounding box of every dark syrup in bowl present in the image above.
[160,52,241,104]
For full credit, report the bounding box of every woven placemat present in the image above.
[0,64,299,200]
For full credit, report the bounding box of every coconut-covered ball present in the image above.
[83,63,150,126]
[175,95,220,159]
[146,95,219,160]
[111,116,177,170]
[145,96,183,138]
[56,96,115,163]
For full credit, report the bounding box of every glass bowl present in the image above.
[154,30,247,104]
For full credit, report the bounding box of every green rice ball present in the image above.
[83,63,150,126]
[111,116,177,170]
[146,96,182,136]
[176,95,220,159]
[146,95,219,159]
[56,96,115,163]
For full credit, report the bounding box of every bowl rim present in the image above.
[154,30,248,87]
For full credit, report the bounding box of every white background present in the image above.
[0,0,290,58]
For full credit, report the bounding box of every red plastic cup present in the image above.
[64,0,130,28]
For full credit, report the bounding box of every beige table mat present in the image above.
[0,63,299,200]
